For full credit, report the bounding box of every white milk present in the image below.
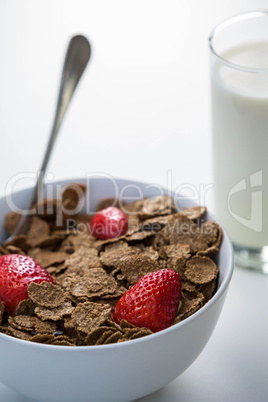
[211,42,268,249]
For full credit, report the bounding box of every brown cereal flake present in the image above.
[175,290,205,322]
[57,273,78,291]
[59,232,94,254]
[0,245,8,255]
[36,233,67,248]
[63,315,77,330]
[28,248,68,268]
[8,326,33,341]
[159,244,191,276]
[27,216,50,248]
[102,285,126,299]
[28,282,66,308]
[8,315,36,331]
[85,326,114,345]
[104,318,121,329]
[119,319,136,330]
[35,198,57,221]
[141,214,175,232]
[103,331,123,344]
[4,245,25,255]
[59,236,75,254]
[46,263,67,276]
[180,206,206,221]
[16,317,58,334]
[0,324,9,335]
[70,302,111,334]
[34,319,56,333]
[30,333,55,343]
[70,268,118,300]
[47,336,75,346]
[16,298,36,316]
[57,183,86,226]
[4,211,23,235]
[65,246,101,273]
[126,230,155,242]
[137,195,176,220]
[4,235,29,252]
[123,198,147,214]
[116,319,153,341]
[121,327,153,341]
[127,215,141,231]
[197,245,219,258]
[184,255,218,285]
[94,236,123,250]
[99,241,137,268]
[74,214,93,231]
[201,220,222,249]
[198,279,217,301]
[95,329,115,345]
[118,251,159,286]
[163,214,220,254]
[61,183,86,207]
[71,233,96,250]
[35,302,75,321]
[181,281,197,292]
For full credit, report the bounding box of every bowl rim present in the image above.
[0,176,234,351]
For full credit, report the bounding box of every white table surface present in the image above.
[1,1,268,401]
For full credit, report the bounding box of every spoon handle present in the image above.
[40,35,91,177]
[8,35,91,240]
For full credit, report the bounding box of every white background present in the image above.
[0,1,268,402]
[1,0,267,207]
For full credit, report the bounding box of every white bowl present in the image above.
[0,177,234,402]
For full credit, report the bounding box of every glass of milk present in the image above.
[209,11,268,273]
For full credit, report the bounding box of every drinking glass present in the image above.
[209,11,268,273]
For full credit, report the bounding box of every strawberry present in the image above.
[90,206,128,239]
[112,269,181,333]
[0,254,55,315]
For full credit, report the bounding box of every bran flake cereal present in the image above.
[0,185,222,346]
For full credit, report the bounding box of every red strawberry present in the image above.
[90,206,128,239]
[112,269,181,333]
[0,254,55,315]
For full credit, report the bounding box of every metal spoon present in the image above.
[6,34,91,241]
